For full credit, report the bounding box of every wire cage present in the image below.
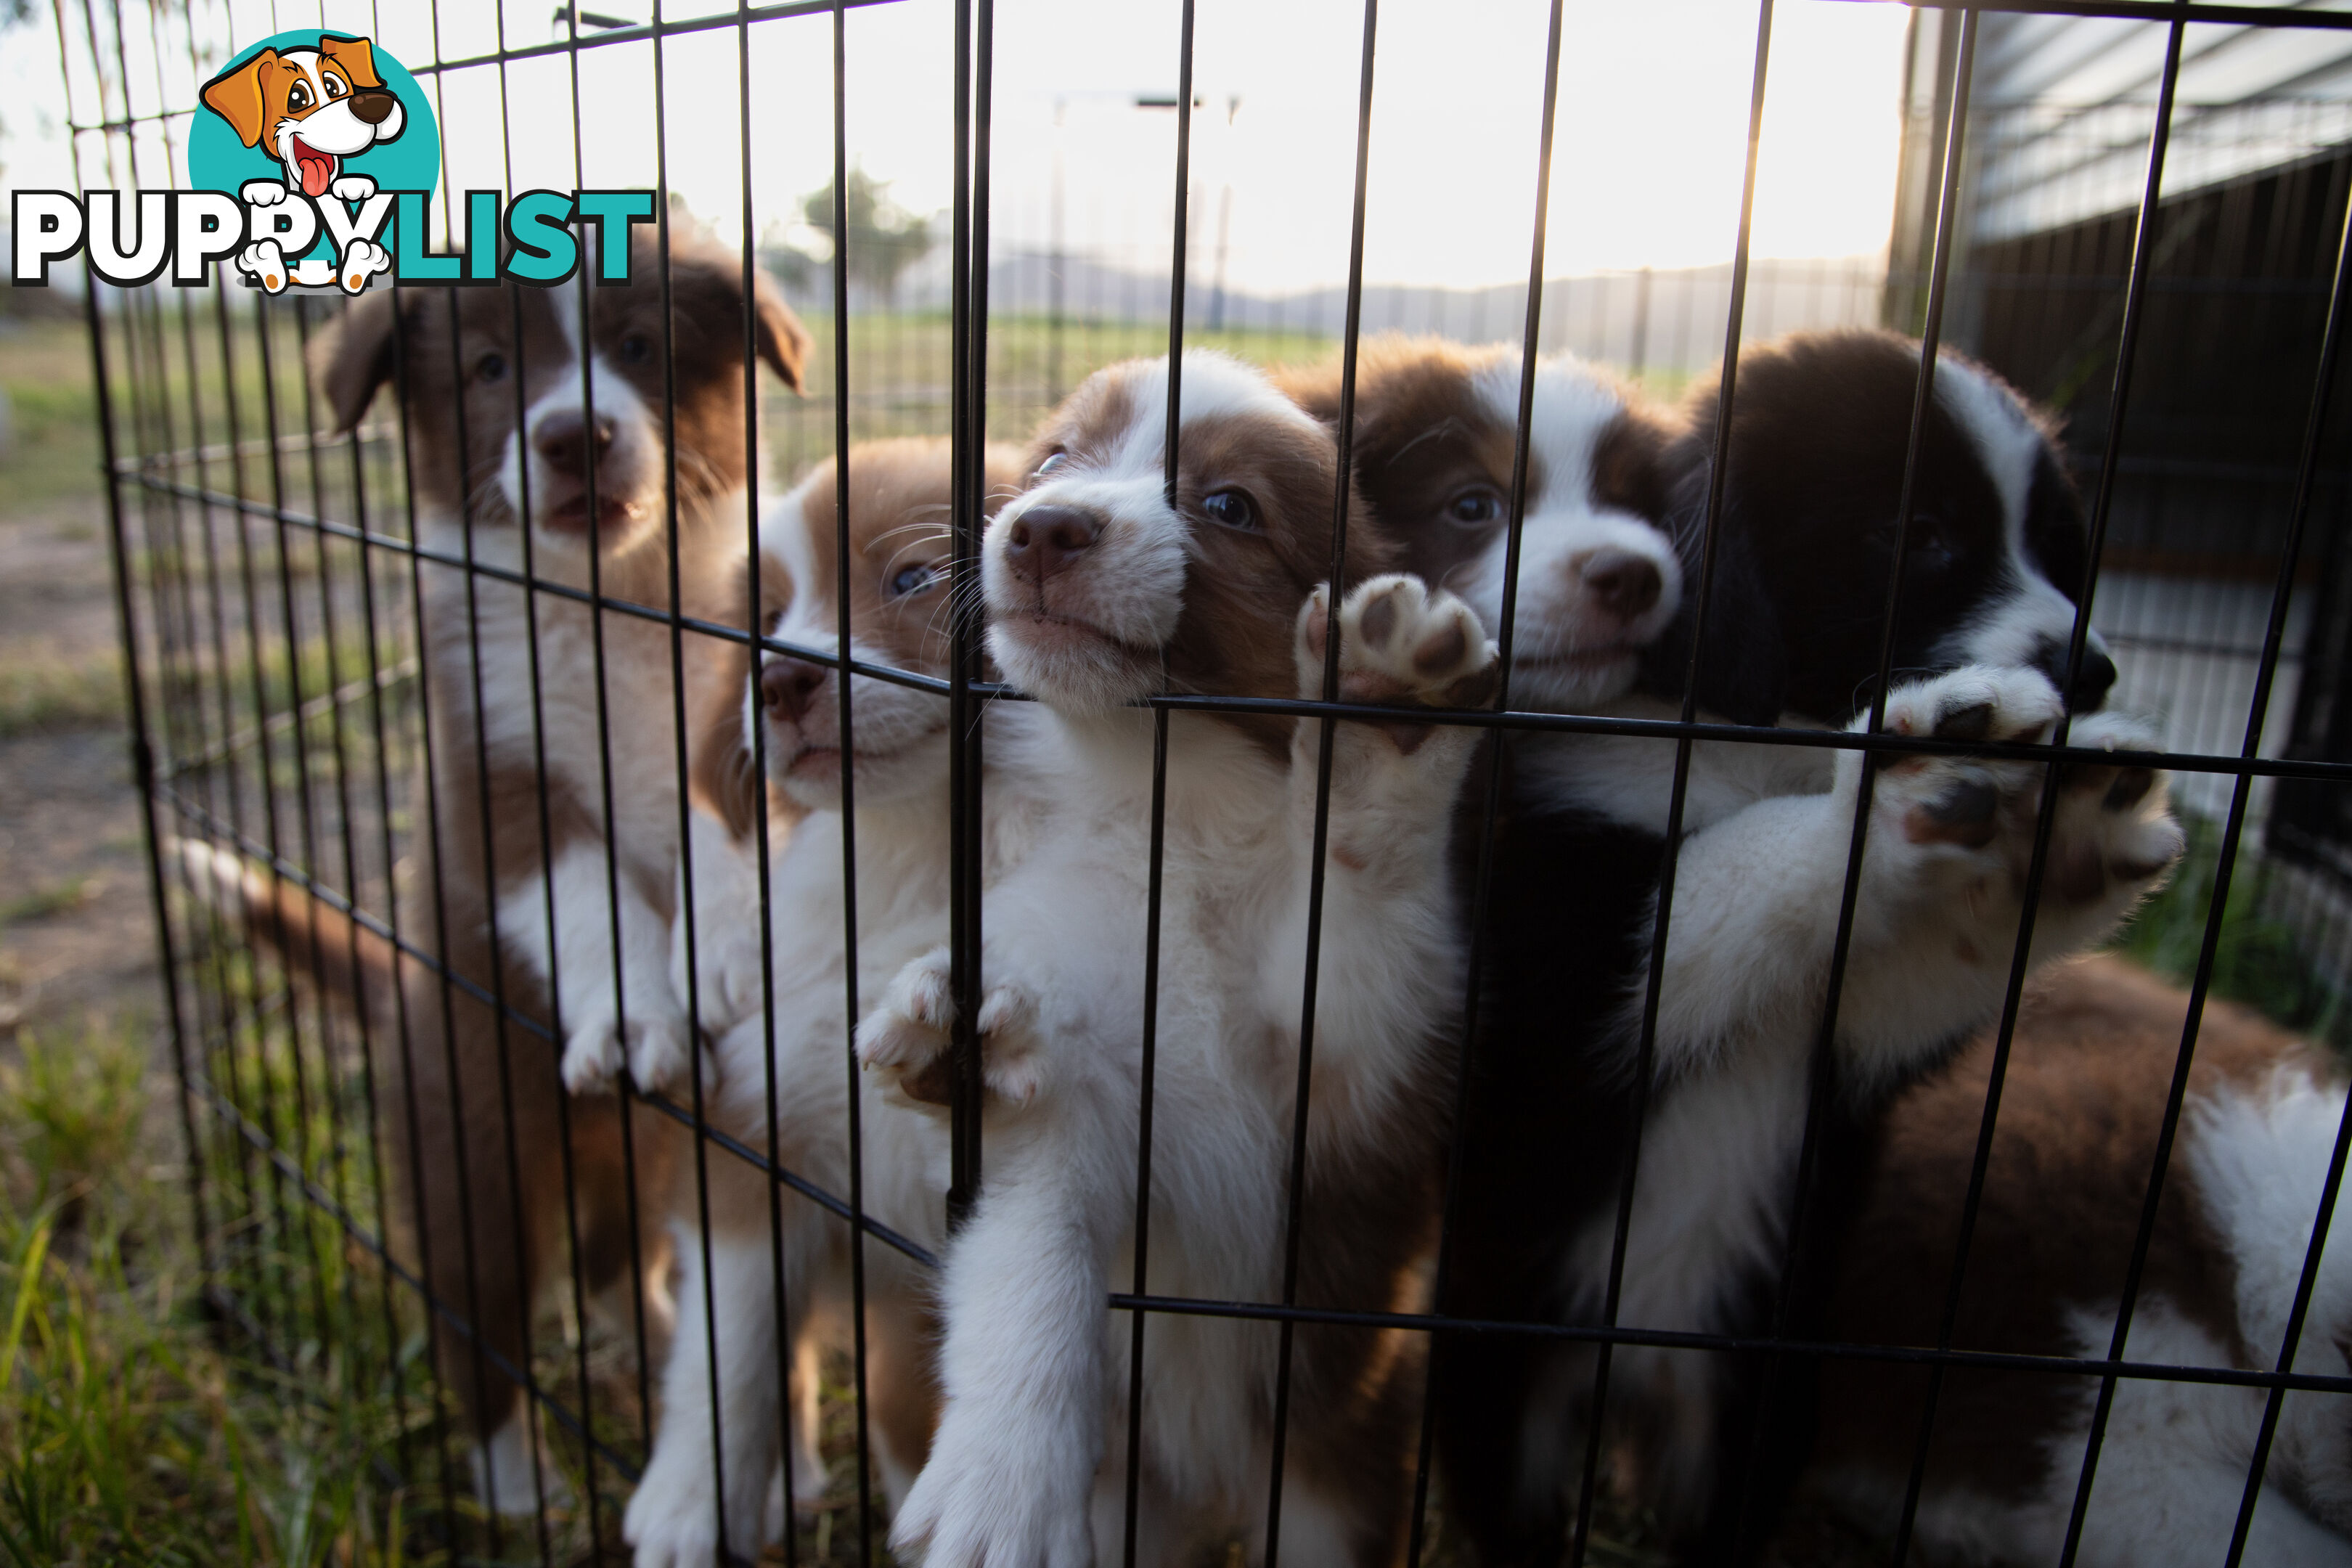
[46,0,2352,1562]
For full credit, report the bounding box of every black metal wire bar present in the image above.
[498,5,611,1541]
[440,271,538,1555]
[748,0,803,1553]
[1566,4,1775,1561]
[1720,14,1983,1559]
[384,272,477,1538]
[216,282,309,1347]
[1120,6,1196,1554]
[286,294,397,1431]
[638,1,736,1555]
[827,0,880,1550]
[2049,18,2197,1563]
[944,0,996,1234]
[1405,0,1568,1556]
[550,0,668,1462]
[333,326,438,1511]
[1262,3,1379,1559]
[1119,702,1172,1568]
[78,251,221,1533]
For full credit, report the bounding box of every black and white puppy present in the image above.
[1322,329,2181,1565]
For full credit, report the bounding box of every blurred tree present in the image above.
[786,165,936,308]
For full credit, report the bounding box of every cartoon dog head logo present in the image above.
[200,36,407,200]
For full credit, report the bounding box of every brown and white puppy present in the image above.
[853,352,1497,1568]
[210,229,807,1515]
[1816,954,2352,1567]
[627,438,1032,1567]
[1277,335,1685,715]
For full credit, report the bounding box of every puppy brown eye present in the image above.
[889,563,941,597]
[1447,488,1504,526]
[620,335,652,364]
[475,353,507,384]
[324,76,346,99]
[287,82,311,112]
[1202,489,1259,532]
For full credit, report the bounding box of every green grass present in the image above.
[0,1016,423,1567]
[0,880,93,931]
[0,650,122,740]
[2112,816,2348,1043]
[0,322,99,507]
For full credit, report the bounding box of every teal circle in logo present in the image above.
[187,30,441,267]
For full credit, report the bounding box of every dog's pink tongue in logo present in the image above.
[292,136,335,197]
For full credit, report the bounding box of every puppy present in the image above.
[1311,330,2181,1564]
[1277,335,1686,717]
[1817,954,2352,1567]
[195,230,809,1515]
[624,437,1032,1567]
[199,33,404,292]
[850,352,1495,1568]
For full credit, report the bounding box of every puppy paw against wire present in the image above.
[889,1408,1095,1568]
[2038,709,2184,934]
[855,946,1045,1109]
[624,1005,710,1096]
[1296,573,1500,740]
[1856,666,2181,939]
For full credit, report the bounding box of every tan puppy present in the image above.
[188,230,807,1517]
[629,437,1031,1566]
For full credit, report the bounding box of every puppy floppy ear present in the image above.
[306,290,401,436]
[1636,476,1787,727]
[752,271,812,393]
[201,49,280,150]
[318,34,385,91]
[689,658,764,841]
[691,552,791,841]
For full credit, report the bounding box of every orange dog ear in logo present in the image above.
[200,49,282,150]
[318,35,385,92]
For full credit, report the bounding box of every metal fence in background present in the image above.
[50,0,2352,1564]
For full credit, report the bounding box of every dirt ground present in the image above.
[0,320,157,1044]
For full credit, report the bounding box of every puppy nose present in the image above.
[348,89,399,126]
[533,410,615,478]
[1575,547,1663,620]
[761,656,829,724]
[1004,505,1104,585]
[2044,641,2118,712]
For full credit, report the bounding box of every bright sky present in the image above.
[7,0,1911,293]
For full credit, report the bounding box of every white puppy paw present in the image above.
[855,946,1045,1108]
[560,1005,629,1093]
[889,1411,1095,1568]
[1299,573,1499,748]
[624,1451,752,1568]
[328,173,377,203]
[1858,665,2181,932]
[240,179,289,207]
